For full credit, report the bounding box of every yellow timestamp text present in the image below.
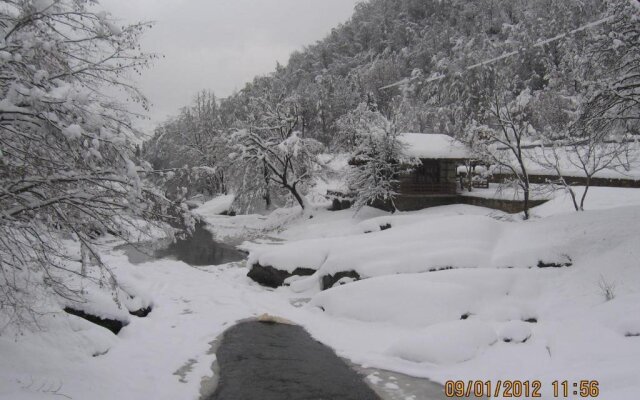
[444,380,600,398]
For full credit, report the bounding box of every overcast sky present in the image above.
[100,0,361,131]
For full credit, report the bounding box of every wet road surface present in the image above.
[208,321,380,400]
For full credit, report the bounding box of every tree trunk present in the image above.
[287,183,307,210]
[568,185,579,211]
[80,243,89,277]
[219,170,226,195]
[522,183,530,220]
[263,189,272,209]
[579,177,591,211]
[263,162,271,209]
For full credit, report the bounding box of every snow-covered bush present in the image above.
[339,103,418,212]
[598,275,617,302]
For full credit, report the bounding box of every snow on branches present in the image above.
[339,103,418,212]
[0,0,186,327]
[229,96,324,212]
[462,90,536,219]
[582,0,640,131]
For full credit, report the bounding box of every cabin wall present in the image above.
[490,173,640,188]
[440,160,458,183]
[390,195,460,212]
[402,159,458,184]
[397,159,462,196]
[458,196,547,213]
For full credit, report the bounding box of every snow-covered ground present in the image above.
[2,187,640,399]
[494,142,640,181]
[210,186,640,399]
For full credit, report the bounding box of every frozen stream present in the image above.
[119,222,246,266]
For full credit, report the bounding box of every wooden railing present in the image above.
[397,181,458,195]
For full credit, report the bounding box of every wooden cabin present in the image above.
[392,133,470,211]
[329,133,472,212]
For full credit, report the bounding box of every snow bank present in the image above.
[249,213,503,276]
[248,198,640,285]
[227,193,640,397]
[0,249,289,400]
[194,194,235,217]
[292,201,640,398]
[310,269,526,327]
[532,186,640,217]
[387,320,498,365]
[498,320,532,343]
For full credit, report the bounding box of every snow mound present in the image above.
[311,275,470,327]
[195,194,235,217]
[249,203,640,281]
[386,320,497,365]
[619,319,640,337]
[532,187,640,217]
[250,214,503,276]
[310,269,529,327]
[499,320,532,343]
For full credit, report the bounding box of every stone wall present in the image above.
[391,195,461,212]
[374,194,548,214]
[458,196,548,213]
[490,174,640,188]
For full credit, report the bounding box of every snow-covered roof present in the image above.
[400,133,470,160]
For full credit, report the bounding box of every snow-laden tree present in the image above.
[0,0,186,326]
[340,103,417,212]
[229,96,324,212]
[301,72,361,147]
[582,0,640,132]
[526,1,638,211]
[560,0,640,209]
[530,76,633,211]
[144,91,229,199]
[463,89,536,219]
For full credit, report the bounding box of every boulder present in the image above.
[129,306,152,318]
[321,271,361,290]
[537,255,572,268]
[247,263,315,288]
[64,307,128,335]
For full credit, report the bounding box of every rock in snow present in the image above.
[499,320,532,343]
[64,308,128,335]
[247,263,315,288]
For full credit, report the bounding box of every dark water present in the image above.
[209,321,380,400]
[120,222,245,266]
